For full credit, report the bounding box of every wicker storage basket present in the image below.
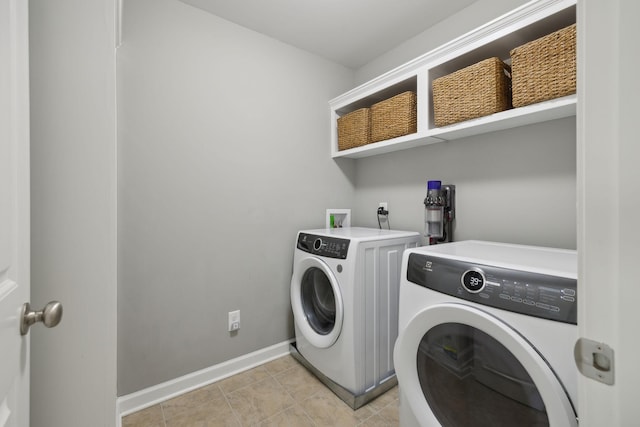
[510,23,576,108]
[432,57,511,127]
[370,91,417,142]
[337,108,371,151]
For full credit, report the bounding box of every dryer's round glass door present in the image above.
[418,322,548,426]
[301,267,336,335]
[393,303,577,427]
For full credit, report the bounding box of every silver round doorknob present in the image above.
[41,301,63,328]
[20,301,63,335]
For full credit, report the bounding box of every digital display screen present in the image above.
[462,270,485,292]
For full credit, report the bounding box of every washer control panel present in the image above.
[407,253,577,324]
[297,233,350,259]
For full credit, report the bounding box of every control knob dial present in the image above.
[313,238,326,251]
[461,268,486,293]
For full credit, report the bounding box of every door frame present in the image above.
[28,0,118,425]
[577,0,640,425]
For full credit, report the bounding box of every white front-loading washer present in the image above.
[290,227,420,408]
[394,241,578,427]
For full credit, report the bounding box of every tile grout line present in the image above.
[223,363,297,426]
[212,382,245,427]
[262,360,310,425]
[269,361,320,427]
[159,403,168,427]
[273,356,394,426]
[219,385,244,427]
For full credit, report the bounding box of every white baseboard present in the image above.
[116,339,293,422]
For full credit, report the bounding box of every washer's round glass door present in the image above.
[301,267,336,335]
[291,257,343,348]
[394,303,577,427]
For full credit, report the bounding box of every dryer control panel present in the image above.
[407,253,577,324]
[297,233,350,259]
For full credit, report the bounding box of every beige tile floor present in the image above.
[122,354,399,427]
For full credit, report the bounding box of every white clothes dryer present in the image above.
[290,227,420,409]
[394,241,578,427]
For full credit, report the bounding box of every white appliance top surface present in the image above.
[409,240,577,278]
[301,227,420,241]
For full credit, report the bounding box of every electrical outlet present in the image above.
[228,310,240,332]
[378,202,388,215]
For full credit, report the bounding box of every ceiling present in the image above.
[178,0,478,69]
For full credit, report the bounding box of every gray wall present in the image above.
[352,118,576,249]
[29,0,118,425]
[118,0,576,396]
[117,0,355,395]
[352,0,576,251]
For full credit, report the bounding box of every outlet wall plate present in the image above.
[228,310,240,332]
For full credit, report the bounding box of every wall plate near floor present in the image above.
[228,310,240,332]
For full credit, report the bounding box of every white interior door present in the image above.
[0,0,30,425]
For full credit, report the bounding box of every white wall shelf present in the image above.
[330,0,576,159]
